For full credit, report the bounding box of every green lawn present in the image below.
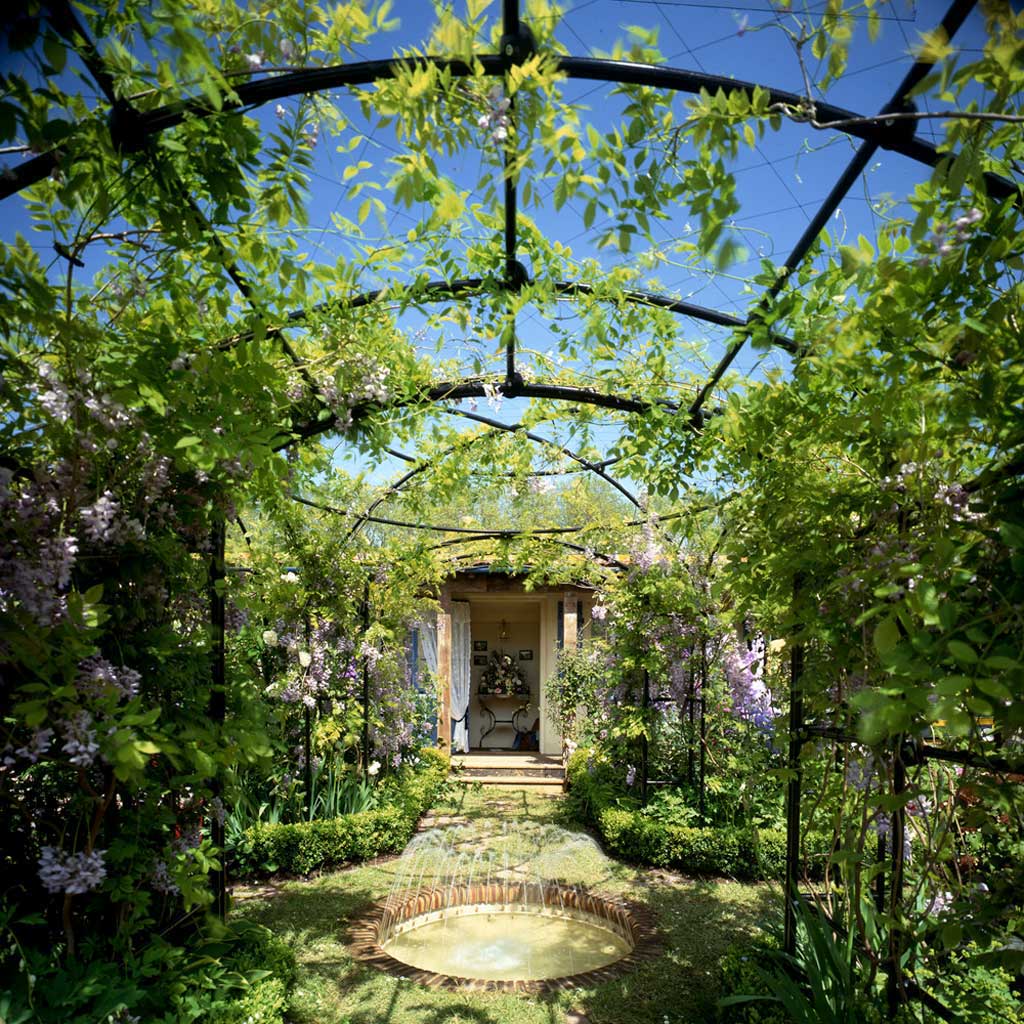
[232,786,778,1024]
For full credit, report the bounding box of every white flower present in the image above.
[262,629,279,647]
[482,381,502,412]
[280,571,299,583]
[244,52,263,71]
[367,760,381,777]
[298,650,312,668]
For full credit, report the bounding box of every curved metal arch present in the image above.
[293,493,611,539]
[443,406,643,509]
[279,373,717,455]
[217,276,799,358]
[351,429,628,539]
[322,410,645,541]
[5,46,1016,202]
[384,442,623,478]
[429,533,629,572]
[348,428,505,541]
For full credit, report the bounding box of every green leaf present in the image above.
[43,33,67,73]
[975,677,1011,702]
[984,655,1020,671]
[947,640,978,665]
[873,617,900,655]
[138,383,167,416]
[175,435,202,449]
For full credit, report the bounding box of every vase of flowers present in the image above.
[480,650,528,695]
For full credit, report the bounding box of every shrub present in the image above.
[596,806,783,880]
[718,939,789,1024]
[0,919,297,1024]
[200,921,298,1024]
[237,748,448,876]
[568,747,825,881]
[914,944,1024,1024]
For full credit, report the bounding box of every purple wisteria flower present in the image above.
[13,727,54,763]
[38,846,107,894]
[722,633,776,731]
[209,796,226,827]
[625,764,637,787]
[925,890,954,916]
[76,656,141,701]
[80,490,121,543]
[845,754,875,792]
[61,710,99,767]
[151,860,179,895]
[360,640,381,671]
[477,85,512,145]
[0,518,79,626]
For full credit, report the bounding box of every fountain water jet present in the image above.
[348,821,661,992]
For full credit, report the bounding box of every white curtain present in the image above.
[451,602,472,753]
[416,618,438,676]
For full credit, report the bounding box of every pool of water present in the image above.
[381,909,632,981]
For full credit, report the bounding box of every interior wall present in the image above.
[467,613,540,749]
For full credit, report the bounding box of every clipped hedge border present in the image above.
[240,748,448,876]
[567,749,828,881]
[595,805,787,881]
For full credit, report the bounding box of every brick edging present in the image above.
[346,883,663,994]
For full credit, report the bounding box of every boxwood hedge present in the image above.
[237,748,448,876]
[567,749,828,881]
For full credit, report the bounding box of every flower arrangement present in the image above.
[479,649,528,695]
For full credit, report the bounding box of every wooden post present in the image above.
[437,592,453,753]
[562,593,578,651]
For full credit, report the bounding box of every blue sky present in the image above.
[1,0,998,495]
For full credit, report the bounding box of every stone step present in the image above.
[458,773,564,789]
[457,777,565,795]
[453,753,562,770]
[456,765,564,779]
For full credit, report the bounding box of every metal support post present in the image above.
[640,669,650,806]
[783,622,805,956]
[887,740,908,1014]
[698,639,707,821]
[207,516,227,921]
[361,577,371,771]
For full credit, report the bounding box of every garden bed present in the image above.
[566,750,818,881]
[232,786,777,1024]
[231,749,450,877]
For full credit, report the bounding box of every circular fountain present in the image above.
[348,823,661,992]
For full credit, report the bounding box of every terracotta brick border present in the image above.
[346,882,663,994]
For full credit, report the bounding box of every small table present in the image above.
[477,692,532,749]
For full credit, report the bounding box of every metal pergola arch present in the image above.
[217,277,799,357]
[290,492,632,571]
[13,3,1021,1013]
[25,0,1017,455]
[320,413,645,544]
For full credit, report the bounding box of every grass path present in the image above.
[232,787,778,1024]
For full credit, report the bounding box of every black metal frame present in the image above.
[21,0,1017,461]
[18,3,1022,1012]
